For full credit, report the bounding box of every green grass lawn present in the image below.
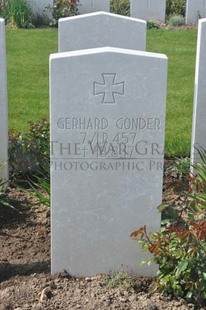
[147,29,197,157]
[6,28,197,157]
[7,29,57,131]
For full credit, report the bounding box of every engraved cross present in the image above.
[94,73,125,104]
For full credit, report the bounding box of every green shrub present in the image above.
[110,0,130,16]
[132,222,206,301]
[131,154,206,303]
[46,0,79,27]
[147,20,160,29]
[0,163,10,208]
[29,171,50,207]
[9,119,49,178]
[0,0,33,28]
[166,0,186,18]
[169,14,185,26]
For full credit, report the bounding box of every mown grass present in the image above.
[147,29,197,157]
[6,29,57,130]
[6,28,197,157]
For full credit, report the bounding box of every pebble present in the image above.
[119,297,127,302]
[106,298,112,306]
[39,287,51,301]
[129,294,137,302]
[85,277,92,282]
[146,298,158,310]
[32,303,43,310]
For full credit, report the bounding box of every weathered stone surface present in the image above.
[50,47,167,277]
[131,0,166,23]
[78,0,110,14]
[191,19,206,166]
[186,0,206,25]
[0,18,8,181]
[59,12,146,52]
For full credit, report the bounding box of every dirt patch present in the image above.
[0,164,205,310]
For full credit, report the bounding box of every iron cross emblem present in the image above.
[93,73,125,104]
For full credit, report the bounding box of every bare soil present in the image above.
[0,163,205,310]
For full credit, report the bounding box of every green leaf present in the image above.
[186,291,193,299]
[158,204,167,212]
[176,261,188,277]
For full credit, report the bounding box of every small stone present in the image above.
[119,297,127,302]
[85,277,92,282]
[129,294,137,302]
[146,298,158,310]
[105,299,112,306]
[33,303,43,310]
[39,287,51,301]
[45,281,56,289]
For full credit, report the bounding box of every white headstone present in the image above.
[131,0,166,23]
[50,46,167,277]
[78,0,110,14]
[0,19,8,181]
[186,0,206,24]
[28,0,53,18]
[59,12,146,52]
[191,19,206,166]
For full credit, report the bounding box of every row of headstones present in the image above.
[0,12,205,276]
[50,12,204,276]
[28,0,167,22]
[51,12,166,276]
[28,0,206,25]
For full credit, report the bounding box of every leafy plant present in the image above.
[189,147,206,212]
[168,157,190,180]
[169,15,185,27]
[0,163,11,209]
[0,0,33,28]
[166,0,186,18]
[29,173,50,207]
[110,0,130,16]
[131,222,206,301]
[131,152,206,302]
[9,119,50,178]
[106,271,136,293]
[147,20,160,29]
[46,0,79,27]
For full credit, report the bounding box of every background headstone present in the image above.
[59,12,146,52]
[186,0,206,24]
[50,46,168,276]
[78,0,110,14]
[28,0,53,18]
[191,19,206,166]
[130,0,166,23]
[0,19,8,181]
